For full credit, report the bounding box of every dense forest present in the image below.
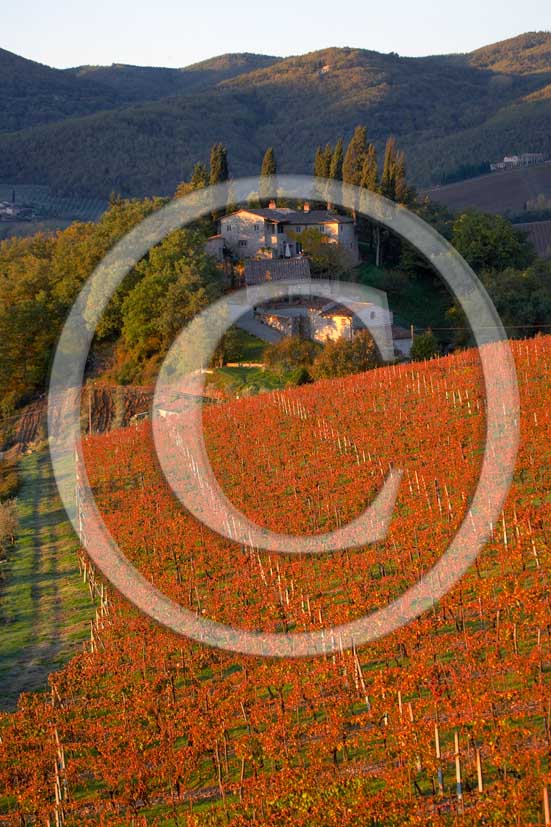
[1,33,551,197]
[66,53,281,102]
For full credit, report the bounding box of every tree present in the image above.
[120,228,221,366]
[0,499,18,553]
[394,150,410,204]
[342,126,368,187]
[448,259,551,344]
[314,146,329,178]
[191,162,209,190]
[289,228,354,279]
[381,136,398,200]
[322,144,333,175]
[360,144,379,193]
[260,147,277,178]
[410,330,440,361]
[452,211,534,274]
[260,148,277,205]
[329,139,344,181]
[483,260,551,333]
[209,143,229,185]
[0,196,166,411]
[175,162,209,198]
[326,138,344,208]
[264,336,320,375]
[311,330,381,379]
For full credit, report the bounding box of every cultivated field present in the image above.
[422,164,551,215]
[0,337,550,825]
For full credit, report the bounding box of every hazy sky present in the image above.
[3,0,549,68]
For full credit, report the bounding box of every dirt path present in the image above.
[0,450,94,711]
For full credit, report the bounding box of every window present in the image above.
[294,226,302,233]
[370,311,376,319]
[226,224,232,231]
[253,224,260,231]
[239,240,248,247]
[278,224,284,234]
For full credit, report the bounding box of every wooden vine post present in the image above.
[475,747,483,793]
[434,722,444,795]
[454,731,463,809]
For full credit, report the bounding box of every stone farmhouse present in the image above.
[208,202,412,358]
[256,297,391,344]
[206,201,359,263]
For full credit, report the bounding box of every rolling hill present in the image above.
[65,52,281,103]
[0,48,281,135]
[462,30,551,74]
[0,47,126,133]
[1,33,551,197]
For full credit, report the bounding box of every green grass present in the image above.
[212,365,294,395]
[228,327,267,363]
[357,262,453,336]
[0,450,95,711]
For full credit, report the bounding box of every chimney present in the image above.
[268,199,277,209]
[303,202,310,212]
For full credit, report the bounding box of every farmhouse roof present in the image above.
[318,300,375,318]
[229,208,353,225]
[285,210,353,225]
[244,257,312,285]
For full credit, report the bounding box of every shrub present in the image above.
[0,498,18,553]
[264,336,320,375]
[410,330,440,361]
[0,460,20,501]
[311,330,381,379]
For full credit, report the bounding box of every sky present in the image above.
[2,0,550,69]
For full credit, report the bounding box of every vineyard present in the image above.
[1,335,551,826]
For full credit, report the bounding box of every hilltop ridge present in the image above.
[1,32,550,196]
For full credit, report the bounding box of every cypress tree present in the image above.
[261,147,277,177]
[342,126,368,186]
[381,136,397,199]
[329,138,344,180]
[260,147,277,205]
[360,144,379,192]
[191,162,208,190]
[314,145,332,178]
[209,143,229,185]
[314,146,325,177]
[394,150,409,203]
[323,144,333,175]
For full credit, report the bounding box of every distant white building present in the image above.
[210,202,359,263]
[491,153,545,172]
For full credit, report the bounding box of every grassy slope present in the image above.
[210,329,294,395]
[357,262,453,334]
[0,451,94,711]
